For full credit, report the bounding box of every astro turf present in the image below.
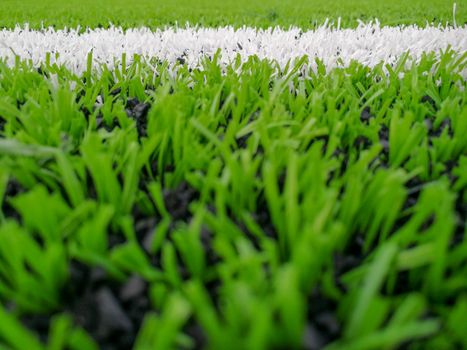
[0,51,466,349]
[0,0,466,29]
[1,0,467,348]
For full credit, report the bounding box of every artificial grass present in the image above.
[0,0,465,30]
[0,51,466,349]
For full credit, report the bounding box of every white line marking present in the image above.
[0,24,466,73]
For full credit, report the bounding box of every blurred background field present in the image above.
[1,0,465,29]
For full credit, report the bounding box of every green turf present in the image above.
[0,52,466,349]
[0,0,465,29]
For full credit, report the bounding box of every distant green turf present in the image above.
[0,0,464,29]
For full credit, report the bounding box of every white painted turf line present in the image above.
[0,24,466,74]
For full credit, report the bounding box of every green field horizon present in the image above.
[1,0,465,29]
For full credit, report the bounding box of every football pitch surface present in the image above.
[0,1,466,349]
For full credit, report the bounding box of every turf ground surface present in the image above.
[0,52,466,349]
[0,0,465,29]
[0,1,466,349]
